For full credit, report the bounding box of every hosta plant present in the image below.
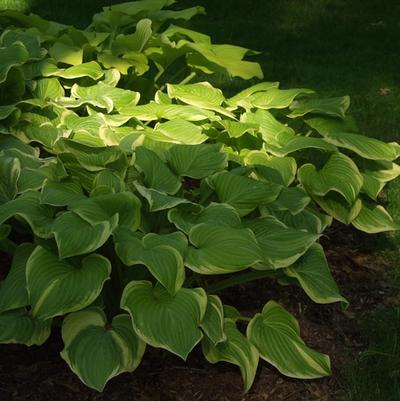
[0,0,400,393]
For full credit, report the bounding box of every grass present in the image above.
[342,308,400,401]
[3,1,400,399]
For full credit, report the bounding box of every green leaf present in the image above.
[168,202,241,234]
[1,30,43,59]
[352,202,400,233]
[48,41,83,65]
[52,211,116,258]
[0,155,20,204]
[0,309,51,346]
[203,319,259,392]
[121,281,207,360]
[285,244,348,305]
[289,96,350,119]
[275,208,332,234]
[244,151,297,186]
[27,246,111,319]
[270,186,311,215]
[120,102,214,121]
[207,171,282,216]
[267,136,337,156]
[186,223,263,274]
[248,88,314,110]
[70,82,140,112]
[166,144,227,178]
[246,216,319,269]
[0,243,34,313]
[61,309,145,392]
[40,179,85,206]
[151,119,208,144]
[360,160,400,199]
[247,301,331,378]
[49,61,104,80]
[200,295,226,345]
[135,146,181,194]
[167,82,231,116]
[114,228,187,295]
[185,42,263,80]
[226,82,279,108]
[0,191,55,238]
[33,77,65,100]
[318,131,400,161]
[0,41,29,84]
[313,192,362,225]
[298,152,363,204]
[134,183,191,212]
[112,18,152,54]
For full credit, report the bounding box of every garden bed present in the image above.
[1,227,396,401]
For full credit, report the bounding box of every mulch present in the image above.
[0,225,398,401]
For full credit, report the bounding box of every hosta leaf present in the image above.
[120,102,214,121]
[0,309,51,346]
[135,146,181,194]
[121,281,207,359]
[0,191,55,238]
[242,109,295,146]
[52,211,117,258]
[275,208,332,234]
[289,96,350,119]
[48,41,83,65]
[61,309,145,392]
[270,186,311,215]
[1,30,43,59]
[71,82,140,112]
[247,301,331,378]
[0,243,34,313]
[285,244,348,305]
[114,228,186,295]
[247,216,319,269]
[152,119,208,144]
[70,192,141,231]
[248,88,314,110]
[245,151,297,186]
[186,223,263,274]
[203,319,259,392]
[49,61,104,80]
[226,82,279,108]
[166,144,227,178]
[207,171,282,216]
[134,183,191,211]
[298,152,363,204]
[352,202,400,233]
[167,82,230,116]
[112,18,152,54]
[267,136,337,156]
[360,160,400,199]
[33,77,65,100]
[40,179,86,206]
[200,295,226,345]
[217,120,257,138]
[319,131,400,161]
[314,193,362,225]
[0,41,29,84]
[0,155,20,203]
[185,42,263,80]
[168,202,241,234]
[56,140,126,172]
[27,246,111,320]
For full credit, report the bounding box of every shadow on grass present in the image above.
[341,308,400,401]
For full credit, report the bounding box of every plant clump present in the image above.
[0,0,399,392]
